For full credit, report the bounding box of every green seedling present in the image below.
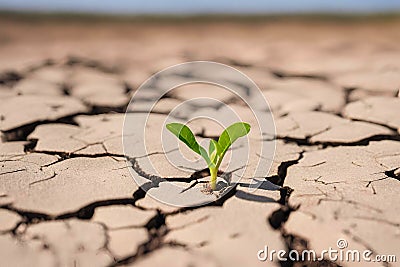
[166,122,251,190]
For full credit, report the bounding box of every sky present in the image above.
[0,0,400,14]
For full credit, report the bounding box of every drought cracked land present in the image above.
[0,14,400,267]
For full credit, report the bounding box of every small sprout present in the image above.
[166,122,251,190]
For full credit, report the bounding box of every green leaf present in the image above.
[166,123,212,167]
[199,146,213,168]
[218,122,251,156]
[166,123,201,154]
[209,139,221,164]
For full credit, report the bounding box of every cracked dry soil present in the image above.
[1,16,400,267]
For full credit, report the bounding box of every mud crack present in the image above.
[267,152,304,186]
[276,134,400,148]
[107,211,169,266]
[265,154,340,266]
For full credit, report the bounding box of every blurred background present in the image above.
[1,0,400,14]
[0,0,399,107]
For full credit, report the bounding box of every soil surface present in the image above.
[0,15,400,267]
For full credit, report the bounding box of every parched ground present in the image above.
[0,15,400,267]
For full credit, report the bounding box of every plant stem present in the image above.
[209,167,218,190]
